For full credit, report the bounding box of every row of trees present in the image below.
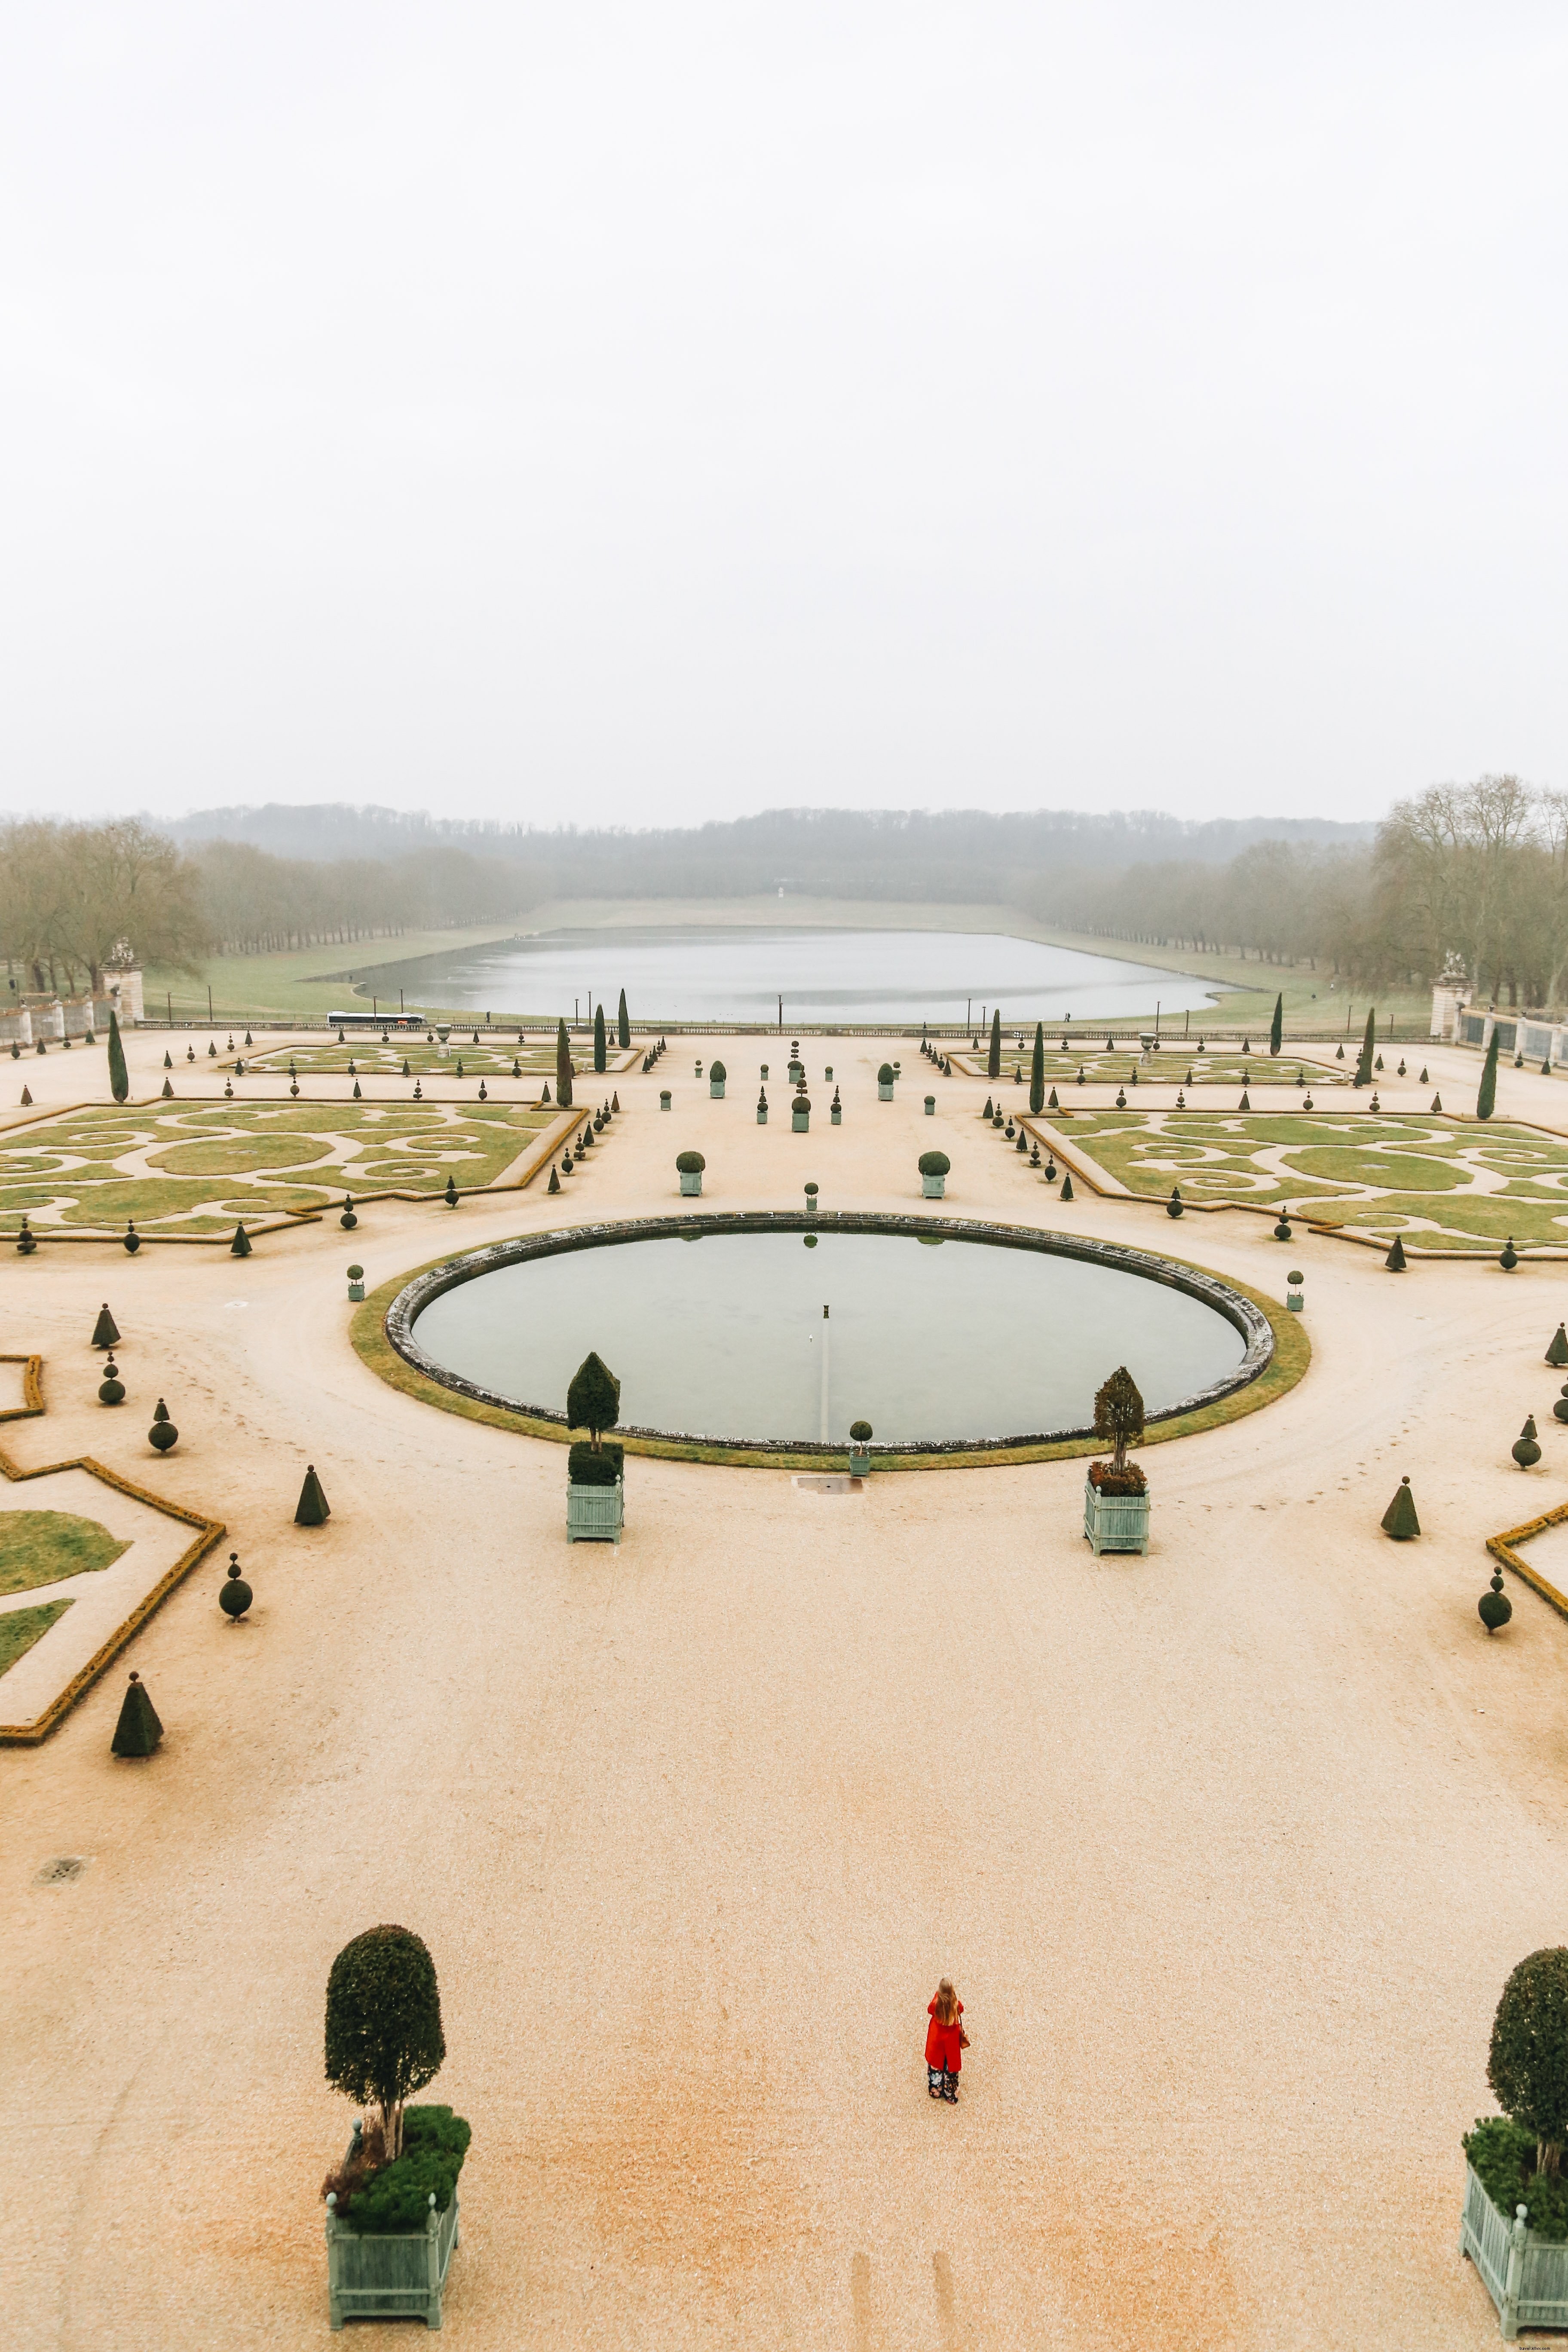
[189,840,547,953]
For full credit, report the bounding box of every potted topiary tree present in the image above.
[792,1089,811,1134]
[709,1059,726,1099]
[848,1418,872,1471]
[1083,1367,1150,1555]
[1461,1948,1568,2332]
[676,1148,705,1197]
[567,1350,624,1542]
[322,1924,466,2330]
[877,1063,895,1101]
[919,1149,950,1199]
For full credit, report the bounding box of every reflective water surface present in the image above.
[411,1229,1246,1445]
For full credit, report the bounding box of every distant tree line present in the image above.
[0,817,208,995]
[187,840,546,953]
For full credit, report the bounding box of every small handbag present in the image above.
[959,2024,971,2049]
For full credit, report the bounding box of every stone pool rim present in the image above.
[374,1210,1293,1464]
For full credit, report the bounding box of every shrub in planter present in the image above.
[1087,1459,1148,1496]
[676,1148,705,1195]
[568,1352,622,1453]
[1092,1366,1145,1485]
[877,1063,894,1101]
[568,1440,624,1487]
[919,1148,950,1200]
[326,2105,472,2234]
[1488,1948,1568,2180]
[325,1925,446,2165]
[709,1060,726,1099]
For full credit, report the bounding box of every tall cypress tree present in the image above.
[1354,1008,1375,1087]
[617,989,630,1049]
[1269,993,1283,1057]
[988,1010,1001,1079]
[593,1003,607,1073]
[107,1008,129,1103]
[556,1018,574,1109]
[1029,1022,1044,1114]
[1477,1025,1500,1121]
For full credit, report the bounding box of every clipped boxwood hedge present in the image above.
[337,2107,471,2235]
[675,1150,706,1173]
[709,1060,726,1082]
[569,1440,624,1486]
[1465,2115,1568,2240]
[918,1150,950,1176]
[878,1063,894,1085]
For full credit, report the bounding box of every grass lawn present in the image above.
[248,1035,567,1078]
[1055,1109,1568,1250]
[977,1047,1351,1091]
[0,1599,73,1677]
[0,1102,558,1234]
[140,926,528,1023]
[0,1510,129,1595]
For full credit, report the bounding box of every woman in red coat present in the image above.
[925,1978,966,2102]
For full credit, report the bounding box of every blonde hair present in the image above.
[934,1978,959,2026]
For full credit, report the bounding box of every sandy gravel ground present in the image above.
[4,1024,1568,2349]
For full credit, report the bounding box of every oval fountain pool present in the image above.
[389,1215,1270,1455]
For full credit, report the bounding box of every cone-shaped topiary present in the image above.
[107,1008,129,1103]
[567,1351,622,1449]
[163,1050,172,1069]
[1061,1173,1074,1200]
[1381,1476,1419,1537]
[123,1219,140,1253]
[548,1165,560,1192]
[1547,1325,1568,1367]
[324,1923,446,2163]
[92,1304,120,1350]
[1030,1023,1045,1114]
[111,1670,162,1757]
[556,1017,574,1108]
[594,1003,607,1072]
[988,1009,1001,1079]
[444,1175,459,1207]
[148,1398,178,1452]
[541,1080,551,1104]
[161,1076,173,1098]
[1385,1235,1407,1271]
[219,1552,252,1617]
[402,1058,410,1078]
[1501,1237,1519,1270]
[19,1084,32,1106]
[1238,1090,1251,1111]
[1431,1092,1442,1111]
[1419,1066,1428,1083]
[231,1222,251,1257]
[1047,1086,1059,1109]
[981,1097,993,1121]
[1477,1026,1500,1120]
[1375,1052,1384,1072]
[296,1464,331,1524]
[1269,993,1283,1056]
[1488,1948,1568,2174]
[1479,1568,1513,1632]
[98,1354,126,1405]
[1167,1187,1183,1218]
[1513,1416,1542,1468]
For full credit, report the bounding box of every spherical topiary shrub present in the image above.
[918,1151,951,1177]
[676,1150,705,1172]
[1514,1417,1543,1469]
[325,1924,446,2162]
[849,1420,872,1443]
[1479,1569,1513,1633]
[1489,1949,1568,2175]
[98,1356,126,1406]
[219,1552,253,1618]
[148,1397,178,1452]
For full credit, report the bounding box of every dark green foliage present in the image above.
[106,1010,129,1103]
[92,1304,120,1349]
[617,990,630,1049]
[333,2107,471,2235]
[1385,1235,1406,1271]
[1272,1213,1292,1240]
[1047,1087,1059,1109]
[1029,1023,1044,1114]
[568,1439,623,1486]
[1353,1009,1375,1087]
[111,1671,162,1756]
[1060,1173,1074,1200]
[1547,1325,1568,1368]
[98,1356,125,1405]
[341,1195,358,1228]
[1238,1090,1251,1111]
[1465,2116,1568,2238]
[17,1214,37,1253]
[1167,1187,1182,1218]
[296,1464,331,1524]
[163,1050,172,1069]
[19,1084,32,1106]
[675,1149,705,1173]
[878,1063,894,1085]
[123,1219,140,1253]
[1490,1950,1568,2173]
[1269,993,1283,1057]
[1513,1418,1542,1467]
[709,1060,726,1083]
[594,1003,607,1072]
[981,1096,993,1120]
[918,1150,950,1176]
[231,1222,251,1257]
[548,1165,560,1193]
[1501,1237,1519,1270]
[160,1077,173,1098]
[1381,1476,1419,1537]
[1093,1365,1144,1473]
[849,1420,873,1442]
[324,1926,446,2162]
[149,1398,178,1452]
[987,1010,1001,1079]
[567,1351,621,1447]
[444,1175,459,1207]
[1478,1027,1500,1120]
[1480,1569,1513,1632]
[556,1018,574,1109]
[219,1553,253,1617]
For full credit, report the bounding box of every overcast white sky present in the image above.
[1,3,1563,829]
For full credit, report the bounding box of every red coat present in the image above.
[925,1998,963,2073]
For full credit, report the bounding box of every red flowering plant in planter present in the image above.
[1087,1366,1147,1495]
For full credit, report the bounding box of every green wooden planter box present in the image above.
[659,1091,671,1109]
[878,1081,894,1100]
[568,1478,624,1544]
[1083,1476,1150,1556]
[1460,2161,1568,2336]
[925,1096,936,1114]
[326,2184,459,2331]
[921,1172,946,1198]
[709,1078,725,1098]
[679,1170,702,1195]
[792,1106,810,1133]
[830,1105,841,1125]
[347,1279,365,1302]
[756,1104,767,1124]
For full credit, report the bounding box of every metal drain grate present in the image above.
[792,1475,862,1494]
[36,1856,88,1884]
